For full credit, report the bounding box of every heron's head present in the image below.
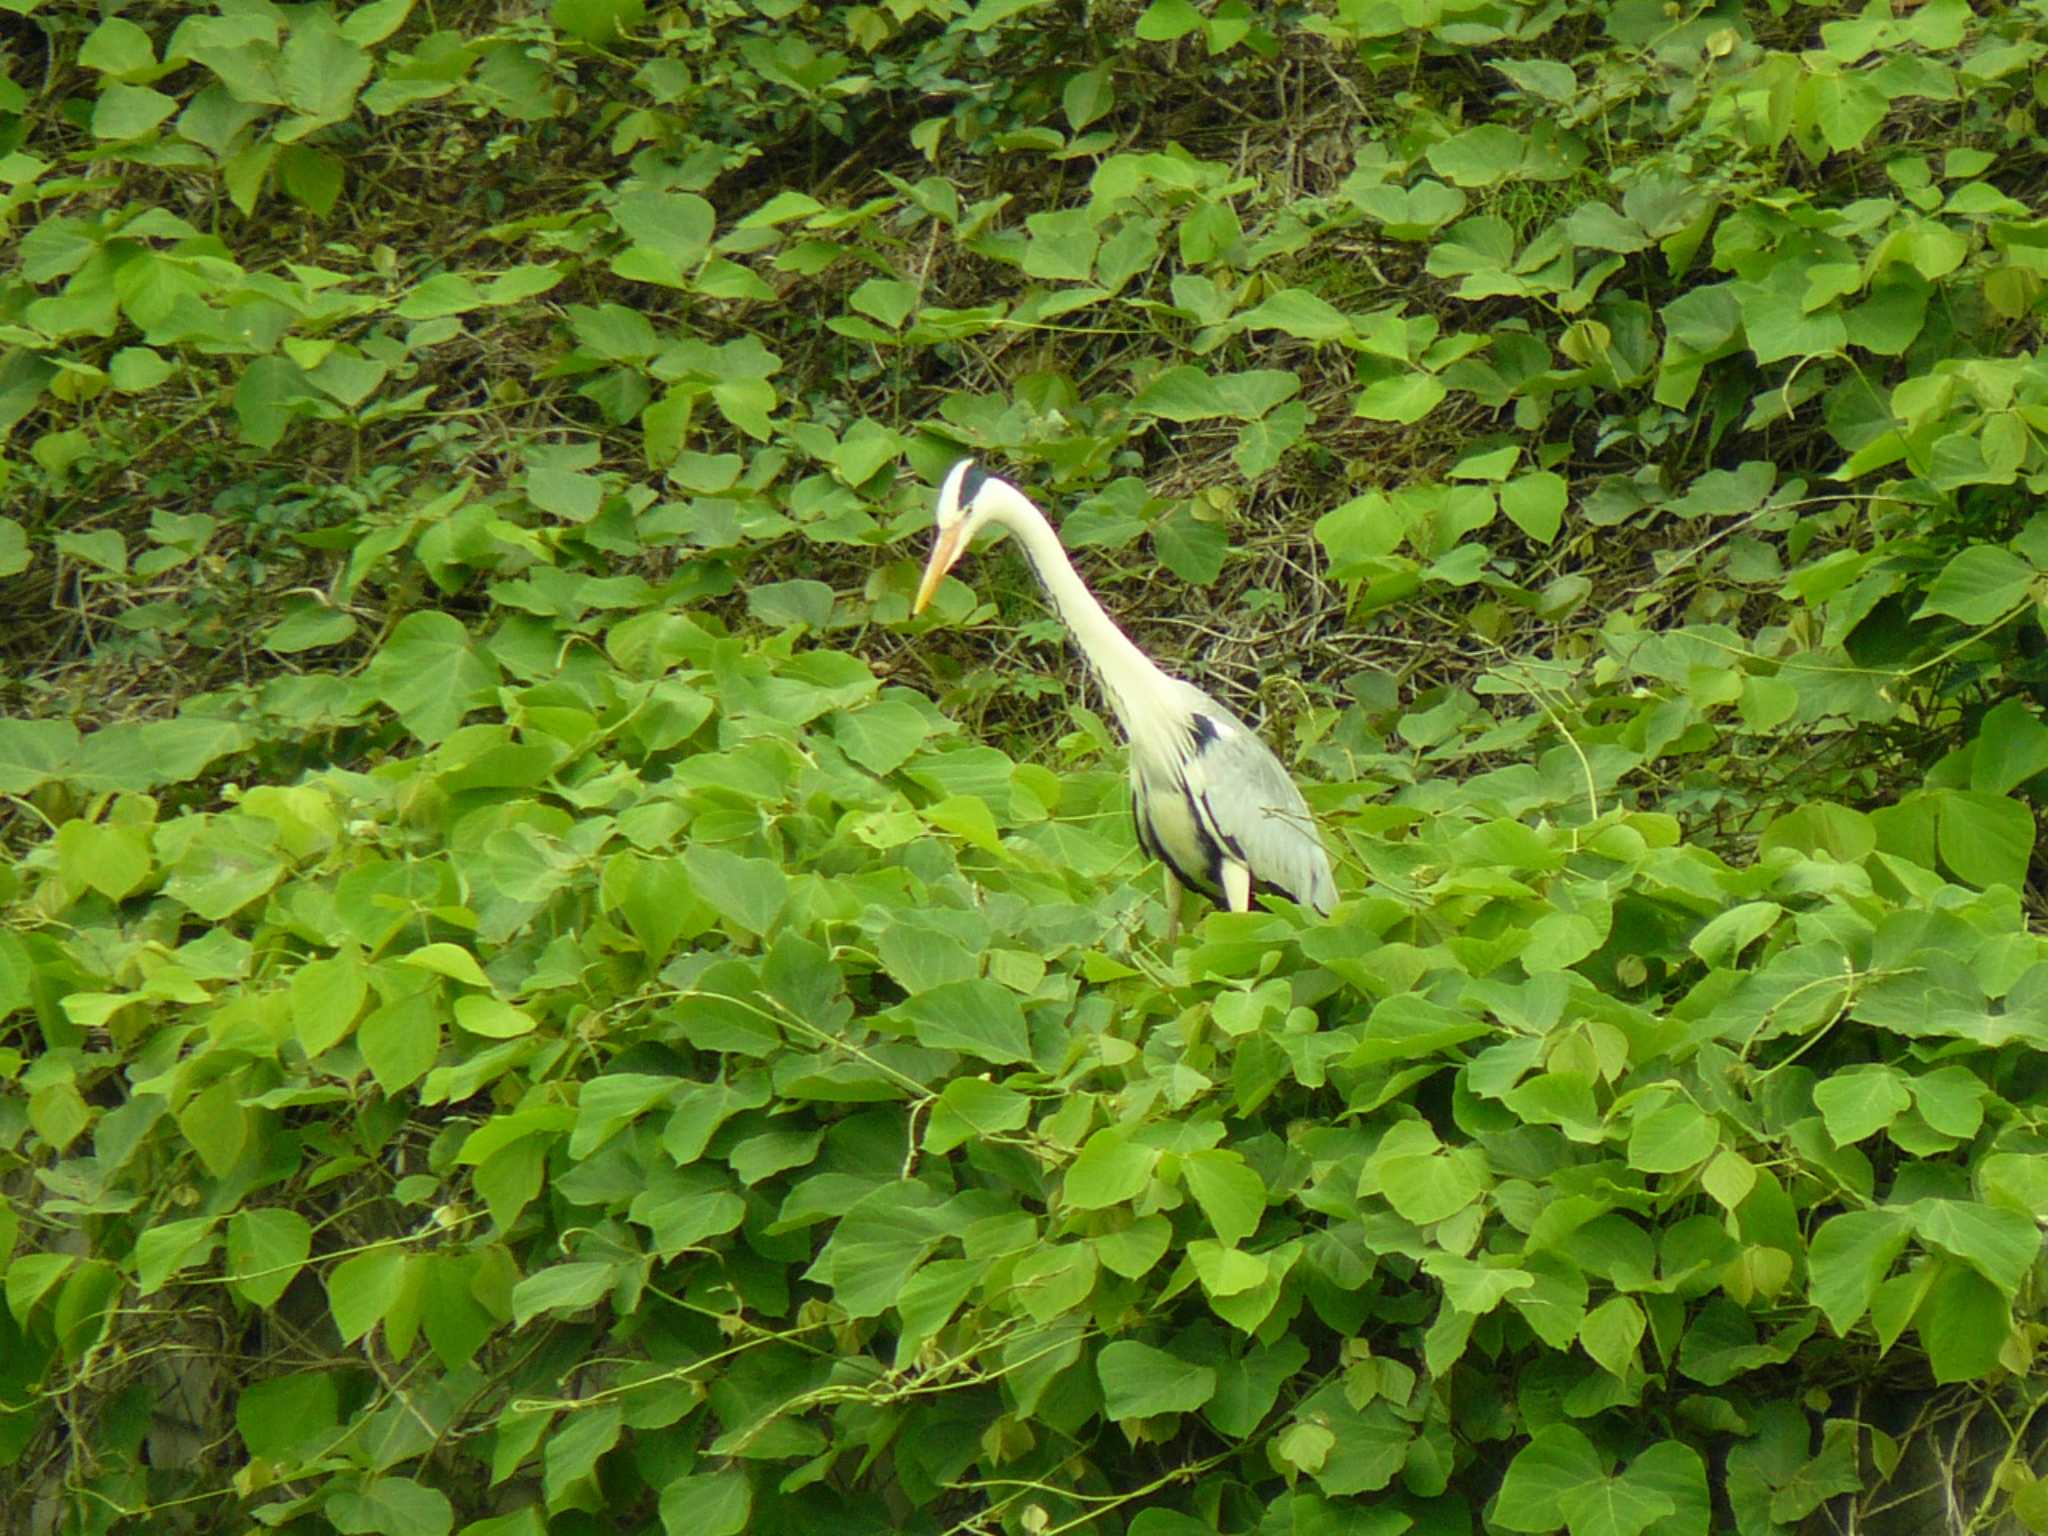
[914,458,998,614]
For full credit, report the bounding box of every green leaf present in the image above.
[1369,1128,1486,1224]
[925,1077,1030,1155]
[748,578,833,630]
[1421,1252,1534,1315]
[1237,288,1351,341]
[278,15,372,127]
[1501,471,1567,544]
[1812,1066,1910,1146]
[1579,1295,1645,1379]
[55,820,151,901]
[692,259,770,303]
[510,1261,614,1326]
[553,0,646,46]
[613,192,715,286]
[365,612,499,744]
[1134,366,1227,422]
[1935,789,2034,889]
[1910,1066,1986,1139]
[383,270,476,321]
[1916,1261,2010,1384]
[108,345,172,392]
[0,931,35,1018]
[1758,801,1876,862]
[30,1078,90,1150]
[543,1398,621,1505]
[1626,1101,1720,1173]
[1292,1384,1414,1495]
[227,1209,312,1308]
[1689,901,1782,965]
[1354,373,1446,424]
[1428,124,1527,188]
[359,991,440,1093]
[1559,1473,1678,1536]
[74,718,246,793]
[1022,208,1098,282]
[1919,544,2035,625]
[80,17,158,77]
[164,820,284,920]
[605,854,702,965]
[235,355,308,445]
[684,844,787,936]
[1096,1339,1216,1419]
[399,942,492,988]
[279,145,343,216]
[1134,0,1202,40]
[847,278,917,328]
[92,83,179,139]
[262,600,356,654]
[1094,1215,1173,1279]
[1181,1150,1265,1246]
[328,1249,407,1345]
[659,1468,751,1536]
[1188,1240,1267,1297]
[237,1372,340,1461]
[1495,1424,1677,1536]
[55,529,127,574]
[1632,1441,1711,1536]
[1908,1199,2038,1299]
[1152,508,1229,585]
[135,1217,220,1295]
[0,719,77,793]
[897,978,1031,1065]
[808,1182,949,1318]
[292,949,367,1056]
[1969,699,2048,795]
[1063,66,1114,132]
[1235,400,1309,478]
[1803,71,1888,152]
[454,995,538,1039]
[1064,1128,1159,1210]
[1807,1208,1910,1334]
[327,1475,454,1536]
[1734,273,1848,364]
[1012,1241,1099,1323]
[340,0,417,45]
[834,699,932,776]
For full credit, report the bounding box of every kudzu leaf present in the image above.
[1181,1150,1265,1246]
[1807,1209,1910,1334]
[1097,1340,1216,1419]
[898,979,1029,1065]
[1919,544,2034,625]
[227,1209,312,1308]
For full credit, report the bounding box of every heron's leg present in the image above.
[1162,864,1182,946]
[1221,858,1253,913]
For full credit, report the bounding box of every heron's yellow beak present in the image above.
[913,524,970,615]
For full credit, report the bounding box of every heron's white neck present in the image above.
[979,480,1178,742]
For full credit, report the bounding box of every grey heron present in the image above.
[913,459,1337,930]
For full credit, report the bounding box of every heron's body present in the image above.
[914,460,1336,926]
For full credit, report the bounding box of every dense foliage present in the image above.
[3,1,2048,1534]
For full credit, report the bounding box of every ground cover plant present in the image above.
[2,0,2048,1533]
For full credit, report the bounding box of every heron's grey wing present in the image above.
[1178,699,1336,915]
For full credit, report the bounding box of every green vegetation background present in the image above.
[2,0,2047,1533]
